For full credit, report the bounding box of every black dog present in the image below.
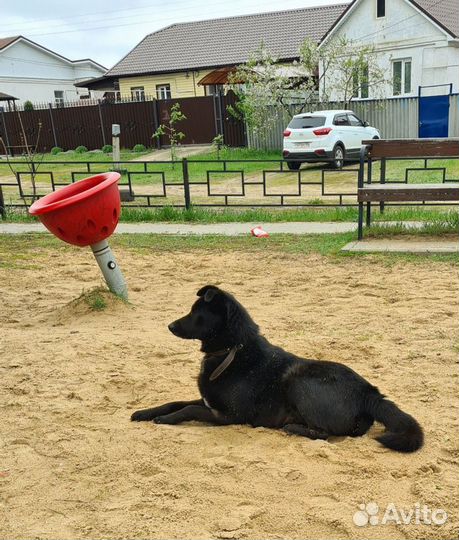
[132,285,423,452]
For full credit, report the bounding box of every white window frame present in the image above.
[131,86,145,101]
[392,59,412,96]
[54,90,64,107]
[156,84,171,100]
[352,63,369,99]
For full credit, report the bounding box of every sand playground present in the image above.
[1,242,458,539]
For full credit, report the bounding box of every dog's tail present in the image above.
[365,391,423,452]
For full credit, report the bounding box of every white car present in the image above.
[282,109,380,170]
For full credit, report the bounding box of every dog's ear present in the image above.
[197,285,220,303]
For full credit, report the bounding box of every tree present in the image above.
[0,111,44,213]
[227,41,319,135]
[227,37,388,136]
[152,103,186,163]
[212,134,225,160]
[320,36,388,106]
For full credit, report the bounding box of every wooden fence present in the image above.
[0,92,246,153]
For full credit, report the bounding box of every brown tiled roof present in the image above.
[0,36,20,50]
[413,0,459,37]
[322,0,459,41]
[106,4,348,77]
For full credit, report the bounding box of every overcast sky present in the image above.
[2,0,349,69]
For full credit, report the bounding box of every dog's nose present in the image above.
[168,322,177,333]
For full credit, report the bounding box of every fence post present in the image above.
[48,103,58,148]
[0,186,5,218]
[152,99,161,149]
[97,99,107,146]
[212,94,219,136]
[217,93,225,141]
[182,158,191,209]
[379,157,386,215]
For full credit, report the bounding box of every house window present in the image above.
[404,61,412,93]
[206,84,224,96]
[377,0,385,17]
[131,86,145,101]
[352,63,369,99]
[393,59,412,95]
[156,84,171,100]
[54,90,64,107]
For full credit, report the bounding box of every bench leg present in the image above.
[358,202,364,240]
[366,202,371,228]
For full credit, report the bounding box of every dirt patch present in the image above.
[1,247,458,539]
[130,145,213,162]
[48,287,130,323]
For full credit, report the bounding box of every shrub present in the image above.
[51,146,63,155]
[133,144,146,153]
[102,144,113,153]
[23,100,34,111]
[75,145,88,154]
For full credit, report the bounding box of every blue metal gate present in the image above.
[418,84,452,138]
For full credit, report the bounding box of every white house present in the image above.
[319,0,459,99]
[0,36,106,106]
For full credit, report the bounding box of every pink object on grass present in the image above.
[251,226,269,238]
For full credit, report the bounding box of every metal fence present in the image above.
[247,95,459,150]
[9,94,159,112]
[1,155,458,216]
[0,92,245,154]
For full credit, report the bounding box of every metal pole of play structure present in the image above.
[91,240,128,300]
[112,124,120,171]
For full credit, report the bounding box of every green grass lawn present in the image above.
[5,203,459,230]
[1,232,457,267]
[0,149,148,178]
[1,147,458,217]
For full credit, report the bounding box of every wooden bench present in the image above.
[357,138,459,240]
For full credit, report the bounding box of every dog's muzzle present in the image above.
[168,321,179,335]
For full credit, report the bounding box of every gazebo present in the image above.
[0,92,18,111]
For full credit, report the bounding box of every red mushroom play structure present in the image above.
[29,172,128,300]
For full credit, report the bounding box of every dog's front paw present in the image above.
[153,415,178,425]
[131,409,155,422]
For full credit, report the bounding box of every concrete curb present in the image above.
[0,222,357,236]
[0,221,429,236]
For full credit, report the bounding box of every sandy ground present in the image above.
[1,245,458,539]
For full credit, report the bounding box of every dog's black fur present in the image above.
[132,285,423,452]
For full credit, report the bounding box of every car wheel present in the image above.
[287,161,301,170]
[332,145,344,169]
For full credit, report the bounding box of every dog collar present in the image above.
[209,344,243,381]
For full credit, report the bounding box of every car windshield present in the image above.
[288,116,325,129]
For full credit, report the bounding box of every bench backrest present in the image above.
[362,138,459,159]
